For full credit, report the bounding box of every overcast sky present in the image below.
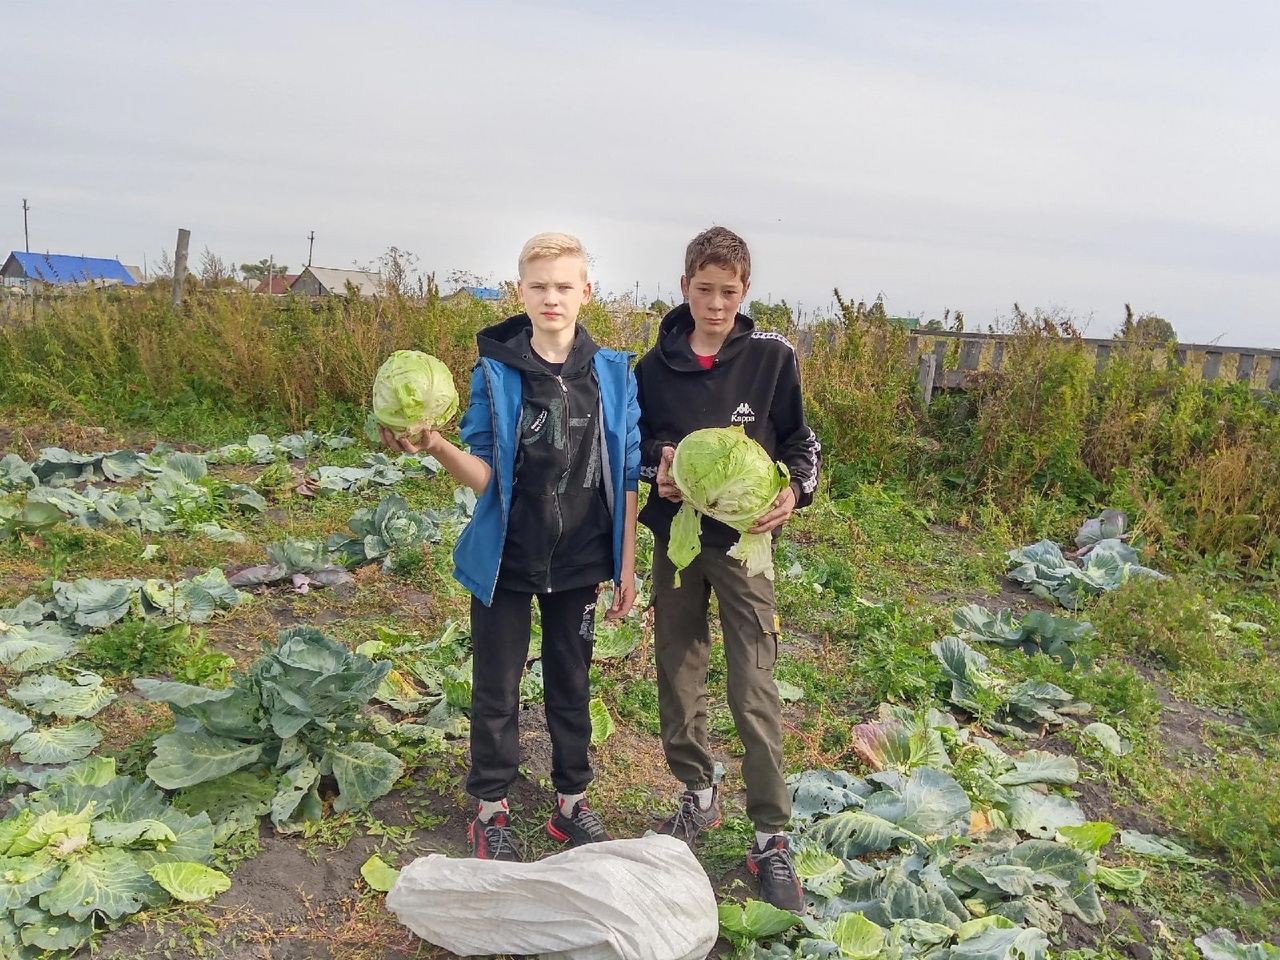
[4,1,1278,346]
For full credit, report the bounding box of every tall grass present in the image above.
[2,286,1277,568]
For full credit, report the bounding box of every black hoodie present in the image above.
[477,314,614,593]
[635,304,821,547]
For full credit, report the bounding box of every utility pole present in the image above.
[22,199,30,252]
[634,280,640,308]
[307,231,315,267]
[171,228,190,310]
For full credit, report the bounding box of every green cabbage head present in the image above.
[668,426,789,583]
[371,350,459,442]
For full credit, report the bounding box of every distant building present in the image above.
[254,274,300,295]
[2,252,139,293]
[290,266,382,298]
[445,285,504,302]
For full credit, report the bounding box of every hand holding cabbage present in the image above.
[371,350,459,445]
[667,426,790,583]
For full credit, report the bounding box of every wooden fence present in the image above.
[790,328,1280,408]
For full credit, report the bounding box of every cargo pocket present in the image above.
[754,608,779,670]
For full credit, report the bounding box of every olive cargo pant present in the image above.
[652,538,790,832]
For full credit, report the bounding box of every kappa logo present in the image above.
[730,402,756,424]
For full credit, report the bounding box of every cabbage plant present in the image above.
[136,626,402,834]
[371,350,459,442]
[0,758,225,956]
[668,427,789,582]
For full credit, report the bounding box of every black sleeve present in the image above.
[635,358,668,482]
[772,349,822,510]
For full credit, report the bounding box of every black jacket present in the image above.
[477,315,614,593]
[635,304,821,546]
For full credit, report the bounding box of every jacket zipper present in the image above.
[545,375,570,592]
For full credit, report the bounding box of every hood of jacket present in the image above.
[653,302,755,372]
[477,313,600,375]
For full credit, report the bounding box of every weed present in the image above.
[696,813,758,878]
[79,620,234,685]
[1089,576,1219,671]
[612,676,662,736]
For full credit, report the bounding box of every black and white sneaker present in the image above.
[546,799,613,846]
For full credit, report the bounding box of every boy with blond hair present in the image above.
[381,232,640,860]
[636,226,820,910]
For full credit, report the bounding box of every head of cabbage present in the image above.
[668,426,789,583]
[371,350,459,442]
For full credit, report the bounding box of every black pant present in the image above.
[466,584,598,801]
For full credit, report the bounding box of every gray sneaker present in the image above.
[656,787,721,843]
[748,835,804,912]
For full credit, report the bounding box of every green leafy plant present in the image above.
[950,604,1094,669]
[1006,539,1165,609]
[668,425,790,581]
[325,494,443,570]
[932,636,1090,738]
[135,627,402,834]
[0,758,225,957]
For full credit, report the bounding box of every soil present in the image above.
[86,699,756,960]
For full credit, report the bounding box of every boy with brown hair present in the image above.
[381,232,640,861]
[635,226,820,910]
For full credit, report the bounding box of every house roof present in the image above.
[254,274,299,294]
[294,266,382,297]
[462,285,503,300]
[4,252,138,286]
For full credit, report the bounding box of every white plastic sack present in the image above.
[385,833,719,960]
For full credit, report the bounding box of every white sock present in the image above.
[693,787,714,810]
[756,830,783,850]
[477,798,508,822]
[558,792,586,814]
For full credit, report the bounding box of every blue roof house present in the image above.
[2,252,139,293]
[444,284,503,302]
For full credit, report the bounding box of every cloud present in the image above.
[2,0,1276,345]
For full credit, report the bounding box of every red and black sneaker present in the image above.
[469,811,522,861]
[747,835,804,912]
[656,788,721,844]
[546,799,613,846]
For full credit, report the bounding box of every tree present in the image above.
[378,246,419,296]
[1116,303,1177,344]
[240,258,289,283]
[150,249,175,282]
[649,298,671,316]
[833,289,887,327]
[748,299,793,331]
[198,247,234,287]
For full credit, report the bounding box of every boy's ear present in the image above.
[741,279,751,300]
[582,281,592,303]
[679,275,690,300]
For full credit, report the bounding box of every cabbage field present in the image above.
[1,287,1278,959]
[2,418,1276,960]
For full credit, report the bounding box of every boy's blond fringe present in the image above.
[518,233,588,279]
